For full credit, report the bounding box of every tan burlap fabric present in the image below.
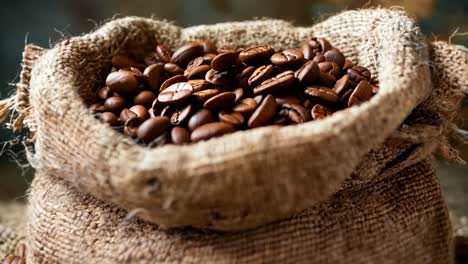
[0,7,467,263]
[0,202,27,258]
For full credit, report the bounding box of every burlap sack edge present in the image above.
[0,8,466,231]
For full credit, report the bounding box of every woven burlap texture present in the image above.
[10,8,461,231]
[27,160,452,264]
[0,202,27,258]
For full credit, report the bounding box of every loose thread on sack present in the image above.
[0,96,14,124]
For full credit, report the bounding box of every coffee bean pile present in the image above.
[89,38,378,147]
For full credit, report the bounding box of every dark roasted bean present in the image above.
[143,63,165,90]
[170,42,204,65]
[295,60,319,85]
[239,45,275,65]
[211,52,239,71]
[191,122,235,142]
[98,112,119,126]
[304,86,339,104]
[160,75,188,92]
[164,63,185,75]
[248,65,274,86]
[248,94,276,128]
[270,49,304,67]
[311,104,333,120]
[97,86,113,100]
[233,98,258,117]
[104,96,127,113]
[279,103,310,123]
[188,109,215,131]
[253,71,295,95]
[156,45,173,63]
[158,82,193,104]
[106,71,139,95]
[348,80,373,107]
[137,116,170,143]
[219,111,245,127]
[171,126,190,144]
[170,104,194,125]
[192,88,219,103]
[203,92,236,110]
[133,90,157,107]
[324,48,345,69]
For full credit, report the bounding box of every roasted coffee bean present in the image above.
[301,43,314,60]
[233,98,258,116]
[304,86,339,104]
[279,103,310,123]
[203,92,236,110]
[129,105,149,120]
[120,108,138,123]
[160,75,188,92]
[188,79,211,92]
[308,37,332,53]
[98,112,119,126]
[248,65,274,86]
[192,88,219,103]
[313,53,325,63]
[253,71,295,95]
[104,96,127,113]
[202,53,217,64]
[97,86,113,100]
[239,45,275,65]
[188,109,214,131]
[171,41,204,65]
[93,38,378,147]
[324,48,345,69]
[111,54,144,69]
[186,56,205,70]
[275,94,301,105]
[205,69,236,86]
[200,40,217,53]
[270,49,304,67]
[147,131,171,147]
[340,88,353,105]
[317,72,337,88]
[333,75,351,98]
[106,71,139,95]
[137,116,170,143]
[191,122,235,142]
[164,63,185,75]
[343,59,354,72]
[170,104,194,125]
[156,45,173,63]
[143,63,165,90]
[211,52,239,71]
[158,82,193,104]
[347,68,367,85]
[185,64,211,79]
[233,88,244,103]
[219,111,245,126]
[311,104,333,120]
[348,80,373,107]
[133,90,157,107]
[89,103,106,113]
[295,60,319,85]
[171,126,190,144]
[352,65,371,80]
[248,94,276,128]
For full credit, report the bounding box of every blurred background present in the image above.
[0,0,467,217]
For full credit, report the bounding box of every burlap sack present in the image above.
[0,202,26,258]
[0,7,467,263]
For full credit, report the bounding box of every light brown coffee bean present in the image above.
[159,75,188,92]
[188,79,211,92]
[304,86,339,104]
[98,112,119,126]
[219,111,245,127]
[348,80,373,107]
[192,88,219,103]
[270,49,304,67]
[239,45,275,65]
[203,92,236,110]
[104,96,127,113]
[311,104,333,120]
[233,88,244,103]
[133,90,156,107]
[253,71,295,95]
[248,65,274,86]
[106,71,139,95]
[248,94,276,128]
[295,60,319,85]
[211,52,239,71]
[171,126,190,144]
[188,109,214,131]
[190,122,235,142]
[170,104,194,125]
[158,82,193,104]
[137,116,170,143]
[143,63,165,90]
[129,105,149,120]
[164,63,185,75]
[156,45,173,63]
[233,98,258,116]
[170,42,204,65]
